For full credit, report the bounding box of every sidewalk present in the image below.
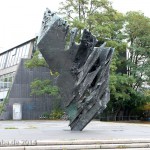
[0,120,150,141]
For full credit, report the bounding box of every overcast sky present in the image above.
[0,0,150,53]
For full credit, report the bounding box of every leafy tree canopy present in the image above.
[25,50,49,69]
[25,50,59,97]
[59,0,150,118]
[30,79,59,96]
[125,11,150,90]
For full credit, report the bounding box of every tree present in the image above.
[59,0,127,82]
[59,0,150,120]
[30,79,59,96]
[25,50,59,97]
[125,11,150,90]
[59,0,127,119]
[59,0,124,41]
[25,50,48,69]
[103,12,150,120]
[25,50,64,119]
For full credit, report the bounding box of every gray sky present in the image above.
[0,0,150,53]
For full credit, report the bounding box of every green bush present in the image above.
[42,112,50,119]
[49,109,64,120]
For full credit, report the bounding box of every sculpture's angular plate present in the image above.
[37,8,114,131]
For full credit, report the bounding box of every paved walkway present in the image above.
[0,120,150,141]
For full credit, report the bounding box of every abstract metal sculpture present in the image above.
[37,8,114,131]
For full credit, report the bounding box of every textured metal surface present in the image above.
[37,8,114,131]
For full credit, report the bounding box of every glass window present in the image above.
[11,53,15,67]
[24,43,30,58]
[1,55,4,69]
[0,55,2,69]
[0,40,33,70]
[0,72,15,90]
[19,46,23,59]
[12,48,17,56]
[0,58,2,69]
[11,48,17,66]
[1,54,7,69]
[14,48,20,65]
[21,45,26,58]
[5,51,11,68]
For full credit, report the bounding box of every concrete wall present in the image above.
[1,59,57,120]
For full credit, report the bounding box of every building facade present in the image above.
[0,38,54,120]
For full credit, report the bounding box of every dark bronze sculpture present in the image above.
[37,8,114,131]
